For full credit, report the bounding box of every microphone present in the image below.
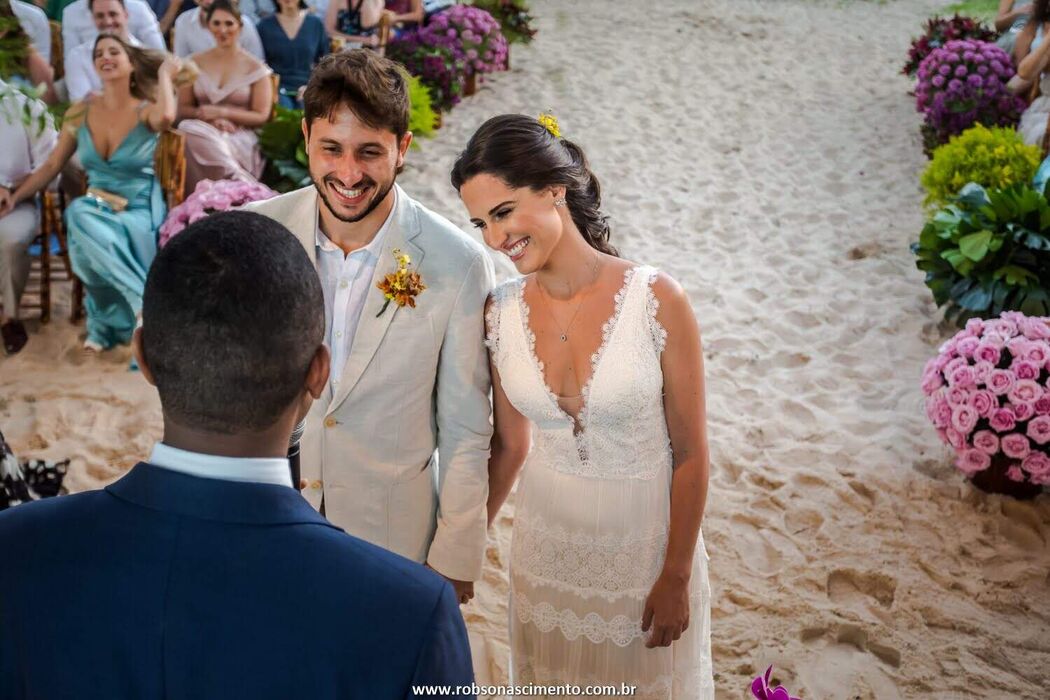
[288,419,306,491]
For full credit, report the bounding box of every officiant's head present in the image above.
[301,49,413,225]
[133,212,330,454]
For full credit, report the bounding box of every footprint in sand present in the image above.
[827,568,897,609]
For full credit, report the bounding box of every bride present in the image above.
[452,114,714,698]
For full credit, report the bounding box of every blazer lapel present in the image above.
[285,186,320,266]
[327,187,425,414]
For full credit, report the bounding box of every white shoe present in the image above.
[82,339,104,353]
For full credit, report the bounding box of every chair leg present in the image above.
[39,215,51,324]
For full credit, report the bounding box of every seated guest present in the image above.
[0,78,58,355]
[258,0,327,108]
[0,0,56,100]
[239,0,274,23]
[324,0,381,48]
[176,0,271,193]
[3,34,180,351]
[173,0,263,58]
[1014,2,1050,145]
[11,0,49,62]
[65,0,144,102]
[385,0,420,31]
[998,1,1034,56]
[62,0,165,53]
[0,210,476,697]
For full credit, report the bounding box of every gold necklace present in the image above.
[537,254,603,342]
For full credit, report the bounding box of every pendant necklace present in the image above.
[538,254,603,342]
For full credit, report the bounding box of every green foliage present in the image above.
[941,0,998,22]
[913,183,1050,326]
[0,15,29,80]
[921,125,1042,209]
[407,74,436,143]
[471,0,537,45]
[257,105,310,193]
[0,81,54,136]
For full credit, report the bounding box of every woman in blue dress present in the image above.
[1,33,180,351]
[258,0,328,108]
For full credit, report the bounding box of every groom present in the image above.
[245,50,494,602]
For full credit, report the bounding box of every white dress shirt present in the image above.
[0,80,58,190]
[315,189,397,388]
[149,442,293,487]
[12,0,50,63]
[173,7,264,59]
[64,34,142,102]
[61,0,165,60]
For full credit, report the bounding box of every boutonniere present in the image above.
[376,249,427,317]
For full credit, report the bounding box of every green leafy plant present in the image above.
[0,13,29,81]
[471,0,537,45]
[921,124,1042,209]
[913,183,1050,326]
[258,105,310,193]
[407,74,436,142]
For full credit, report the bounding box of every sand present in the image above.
[3,0,1050,696]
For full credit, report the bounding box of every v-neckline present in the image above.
[517,266,639,439]
[276,11,307,41]
[86,113,142,163]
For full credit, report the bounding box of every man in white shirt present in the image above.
[0,80,58,355]
[11,0,50,63]
[64,0,142,102]
[172,0,263,59]
[61,0,164,57]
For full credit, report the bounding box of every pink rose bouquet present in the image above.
[159,179,277,247]
[922,311,1050,496]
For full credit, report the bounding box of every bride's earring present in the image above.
[553,197,566,207]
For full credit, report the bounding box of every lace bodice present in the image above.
[486,266,670,479]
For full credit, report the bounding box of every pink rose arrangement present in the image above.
[159,179,277,247]
[923,311,1050,490]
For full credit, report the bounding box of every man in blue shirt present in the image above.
[0,211,475,698]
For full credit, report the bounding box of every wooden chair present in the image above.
[21,191,74,324]
[48,21,63,81]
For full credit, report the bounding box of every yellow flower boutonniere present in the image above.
[376,249,426,317]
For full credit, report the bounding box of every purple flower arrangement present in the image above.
[752,666,800,700]
[902,14,997,77]
[914,39,1026,149]
[922,312,1050,491]
[387,31,465,111]
[159,179,277,247]
[425,5,508,75]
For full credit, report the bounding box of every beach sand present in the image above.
[3,0,1050,696]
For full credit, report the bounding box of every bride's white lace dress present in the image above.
[486,265,714,699]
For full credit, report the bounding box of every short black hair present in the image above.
[141,211,324,434]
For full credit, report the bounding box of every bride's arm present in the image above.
[641,272,710,649]
[486,351,531,527]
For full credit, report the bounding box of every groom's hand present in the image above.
[425,563,475,605]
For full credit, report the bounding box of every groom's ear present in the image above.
[301,118,310,147]
[397,131,413,168]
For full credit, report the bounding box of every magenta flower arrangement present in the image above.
[425,5,508,75]
[387,30,465,111]
[923,312,1050,496]
[914,40,1026,150]
[752,666,800,700]
[159,179,277,247]
[902,14,997,77]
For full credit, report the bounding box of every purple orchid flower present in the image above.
[751,666,801,700]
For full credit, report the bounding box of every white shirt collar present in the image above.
[149,442,293,488]
[315,186,398,256]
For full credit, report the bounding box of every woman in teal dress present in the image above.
[1,33,181,351]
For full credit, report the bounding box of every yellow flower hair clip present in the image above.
[538,112,561,139]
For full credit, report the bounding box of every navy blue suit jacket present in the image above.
[0,463,475,698]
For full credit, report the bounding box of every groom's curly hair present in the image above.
[302,49,410,141]
[141,212,324,434]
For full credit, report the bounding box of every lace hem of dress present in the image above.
[512,512,668,599]
[513,589,704,648]
[515,661,715,699]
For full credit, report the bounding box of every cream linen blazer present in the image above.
[244,185,495,581]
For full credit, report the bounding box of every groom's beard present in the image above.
[314,174,395,224]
